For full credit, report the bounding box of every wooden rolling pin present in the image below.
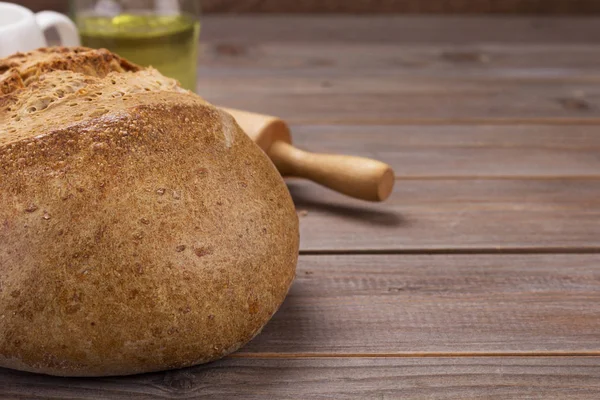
[221,107,395,202]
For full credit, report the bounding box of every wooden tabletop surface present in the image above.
[3,15,600,399]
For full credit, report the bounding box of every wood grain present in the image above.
[200,0,600,14]
[17,0,600,14]
[3,13,600,399]
[291,179,600,252]
[201,16,600,45]
[238,254,600,354]
[288,125,600,178]
[201,75,600,124]
[201,42,600,77]
[199,18,600,123]
[2,357,599,399]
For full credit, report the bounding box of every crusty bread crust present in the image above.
[0,48,299,376]
[0,47,139,95]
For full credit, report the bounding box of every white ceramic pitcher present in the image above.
[0,2,79,58]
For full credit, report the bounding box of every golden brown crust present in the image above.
[0,48,299,376]
[0,47,140,95]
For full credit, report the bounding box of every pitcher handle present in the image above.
[35,11,80,47]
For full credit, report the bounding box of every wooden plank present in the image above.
[202,75,600,124]
[198,18,600,123]
[240,254,600,354]
[16,0,600,14]
[201,42,600,80]
[199,23,600,123]
[290,179,600,251]
[288,125,600,178]
[201,16,600,45]
[200,0,600,14]
[2,255,599,395]
[1,357,599,399]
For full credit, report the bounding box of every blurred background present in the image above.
[13,0,600,14]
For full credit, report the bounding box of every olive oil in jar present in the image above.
[78,14,200,91]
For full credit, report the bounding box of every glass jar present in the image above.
[70,0,200,91]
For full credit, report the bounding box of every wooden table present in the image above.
[3,15,600,399]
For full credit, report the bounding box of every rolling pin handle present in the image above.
[268,141,395,202]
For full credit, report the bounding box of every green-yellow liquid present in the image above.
[78,14,200,91]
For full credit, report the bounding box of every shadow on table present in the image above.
[287,181,404,228]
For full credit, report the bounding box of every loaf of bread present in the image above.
[0,47,299,376]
